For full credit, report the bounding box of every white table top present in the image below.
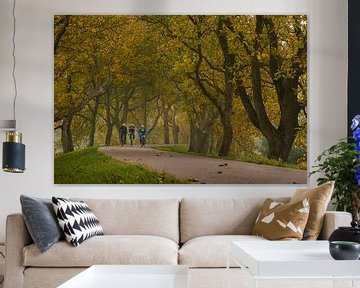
[58,265,189,288]
[231,241,360,278]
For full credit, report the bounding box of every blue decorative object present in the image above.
[351,115,360,131]
[356,169,360,186]
[356,142,360,152]
[353,128,360,142]
[351,115,360,186]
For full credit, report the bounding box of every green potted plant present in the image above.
[310,115,360,222]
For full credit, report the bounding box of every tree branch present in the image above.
[54,16,70,55]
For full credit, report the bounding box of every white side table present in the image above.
[228,241,360,288]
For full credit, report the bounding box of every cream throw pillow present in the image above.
[252,198,310,240]
[289,181,334,240]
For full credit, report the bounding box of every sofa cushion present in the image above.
[290,181,334,240]
[72,199,179,243]
[179,235,267,268]
[23,235,178,267]
[52,197,104,247]
[180,198,289,243]
[252,198,310,240]
[20,195,64,253]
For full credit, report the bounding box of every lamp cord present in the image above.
[11,0,17,127]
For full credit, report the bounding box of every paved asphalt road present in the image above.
[99,146,307,184]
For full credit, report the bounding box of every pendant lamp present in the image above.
[1,0,25,173]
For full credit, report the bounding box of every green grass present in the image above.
[153,144,190,154]
[154,144,307,170]
[54,147,184,184]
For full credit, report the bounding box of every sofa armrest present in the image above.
[318,211,352,240]
[4,214,32,288]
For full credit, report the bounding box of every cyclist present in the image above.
[119,123,127,146]
[128,124,136,146]
[138,125,147,147]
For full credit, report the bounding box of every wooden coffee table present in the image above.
[58,265,189,288]
[228,241,360,288]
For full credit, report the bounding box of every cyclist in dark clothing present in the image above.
[119,123,127,146]
[128,124,135,146]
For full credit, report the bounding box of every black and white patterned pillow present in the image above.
[52,197,104,247]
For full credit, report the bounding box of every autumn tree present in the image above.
[227,15,307,160]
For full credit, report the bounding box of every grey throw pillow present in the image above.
[20,195,64,253]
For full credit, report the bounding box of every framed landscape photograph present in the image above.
[54,15,307,184]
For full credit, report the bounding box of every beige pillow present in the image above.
[252,198,310,240]
[289,181,334,240]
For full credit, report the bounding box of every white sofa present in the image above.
[4,198,352,288]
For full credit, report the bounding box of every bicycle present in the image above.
[140,135,146,147]
[129,133,135,146]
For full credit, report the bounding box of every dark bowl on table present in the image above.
[329,241,360,260]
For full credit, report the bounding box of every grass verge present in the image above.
[154,144,307,170]
[54,147,184,184]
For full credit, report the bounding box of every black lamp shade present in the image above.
[3,141,25,173]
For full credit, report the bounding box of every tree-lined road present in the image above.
[100,146,307,184]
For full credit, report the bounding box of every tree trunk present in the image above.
[105,124,114,146]
[117,97,130,144]
[88,97,100,147]
[218,112,233,156]
[188,107,215,154]
[189,121,196,152]
[216,17,235,157]
[142,100,148,129]
[266,133,295,161]
[171,107,179,144]
[163,104,170,144]
[104,96,114,146]
[61,117,74,153]
[209,16,235,157]
[198,130,211,154]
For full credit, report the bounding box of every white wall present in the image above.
[0,0,348,242]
